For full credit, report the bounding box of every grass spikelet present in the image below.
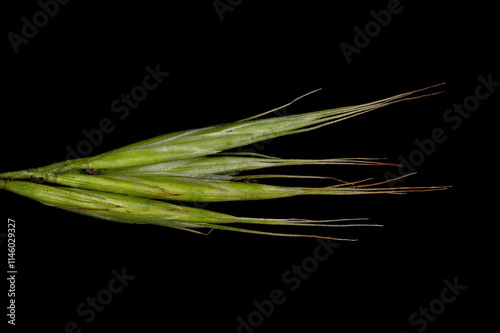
[0,83,443,178]
[0,84,448,240]
[39,172,447,202]
[1,180,370,241]
[100,154,399,176]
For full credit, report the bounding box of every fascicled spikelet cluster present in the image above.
[0,85,447,240]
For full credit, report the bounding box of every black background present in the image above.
[2,1,497,332]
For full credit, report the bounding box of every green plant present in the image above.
[0,85,447,240]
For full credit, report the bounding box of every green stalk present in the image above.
[0,158,89,180]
